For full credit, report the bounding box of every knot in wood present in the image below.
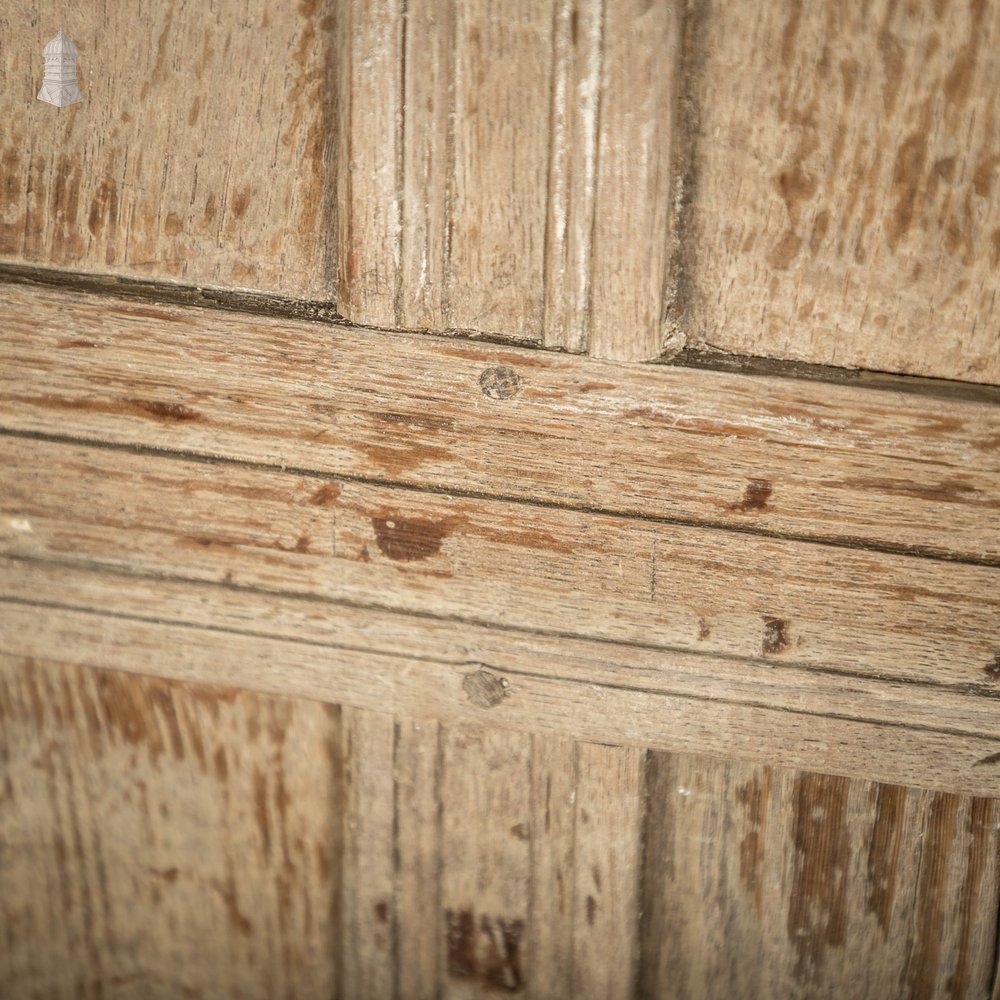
[479,366,522,400]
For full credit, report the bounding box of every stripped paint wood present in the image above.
[341,706,397,999]
[684,0,1000,382]
[2,283,997,561]
[3,434,999,694]
[341,0,679,358]
[0,2,335,296]
[3,559,999,798]
[5,656,996,997]
[639,752,1000,999]
[0,654,343,999]
[571,743,644,1000]
[336,0,402,328]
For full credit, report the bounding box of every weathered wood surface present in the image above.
[639,753,1000,999]
[4,656,998,998]
[0,654,342,999]
[3,558,999,798]
[3,434,999,691]
[0,3,334,296]
[2,283,997,562]
[3,3,998,378]
[682,0,1000,383]
[340,0,679,359]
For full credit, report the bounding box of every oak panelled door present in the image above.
[1,2,999,998]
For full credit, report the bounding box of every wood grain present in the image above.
[4,434,998,693]
[0,654,343,999]
[336,0,402,328]
[2,283,996,562]
[4,558,999,798]
[0,2,335,297]
[6,656,995,997]
[684,0,1000,383]
[639,752,1000,999]
[342,0,680,357]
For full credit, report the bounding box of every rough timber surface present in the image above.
[3,656,998,998]
[3,558,999,799]
[684,0,1000,383]
[0,3,335,296]
[1,283,997,563]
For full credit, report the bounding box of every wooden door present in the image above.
[1,2,999,998]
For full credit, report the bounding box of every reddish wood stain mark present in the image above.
[374,900,389,924]
[762,616,790,655]
[510,823,530,841]
[445,909,525,992]
[372,515,450,561]
[231,186,253,220]
[164,213,183,236]
[728,479,772,513]
[307,483,341,506]
[254,768,271,858]
[697,618,711,640]
[213,876,253,936]
[586,895,598,926]
[788,773,850,982]
[737,771,773,914]
[129,399,203,422]
[56,339,102,349]
[865,784,906,933]
[984,653,1000,680]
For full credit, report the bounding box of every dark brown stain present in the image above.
[374,900,389,924]
[56,339,101,349]
[164,213,183,236]
[213,876,253,936]
[586,895,597,926]
[131,399,203,422]
[231,185,253,220]
[254,769,271,858]
[141,8,174,101]
[355,439,453,478]
[788,773,850,982]
[371,515,450,561]
[737,771,773,914]
[446,909,477,979]
[463,670,508,710]
[973,154,999,197]
[972,751,1000,767]
[213,746,228,781]
[728,479,772,513]
[445,909,524,991]
[762,617,790,655]
[877,29,905,116]
[984,653,1000,680]
[780,4,802,66]
[479,366,523,400]
[769,230,803,270]
[888,131,928,248]
[510,823,530,841]
[87,178,118,239]
[697,618,711,640]
[809,210,831,253]
[865,784,906,933]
